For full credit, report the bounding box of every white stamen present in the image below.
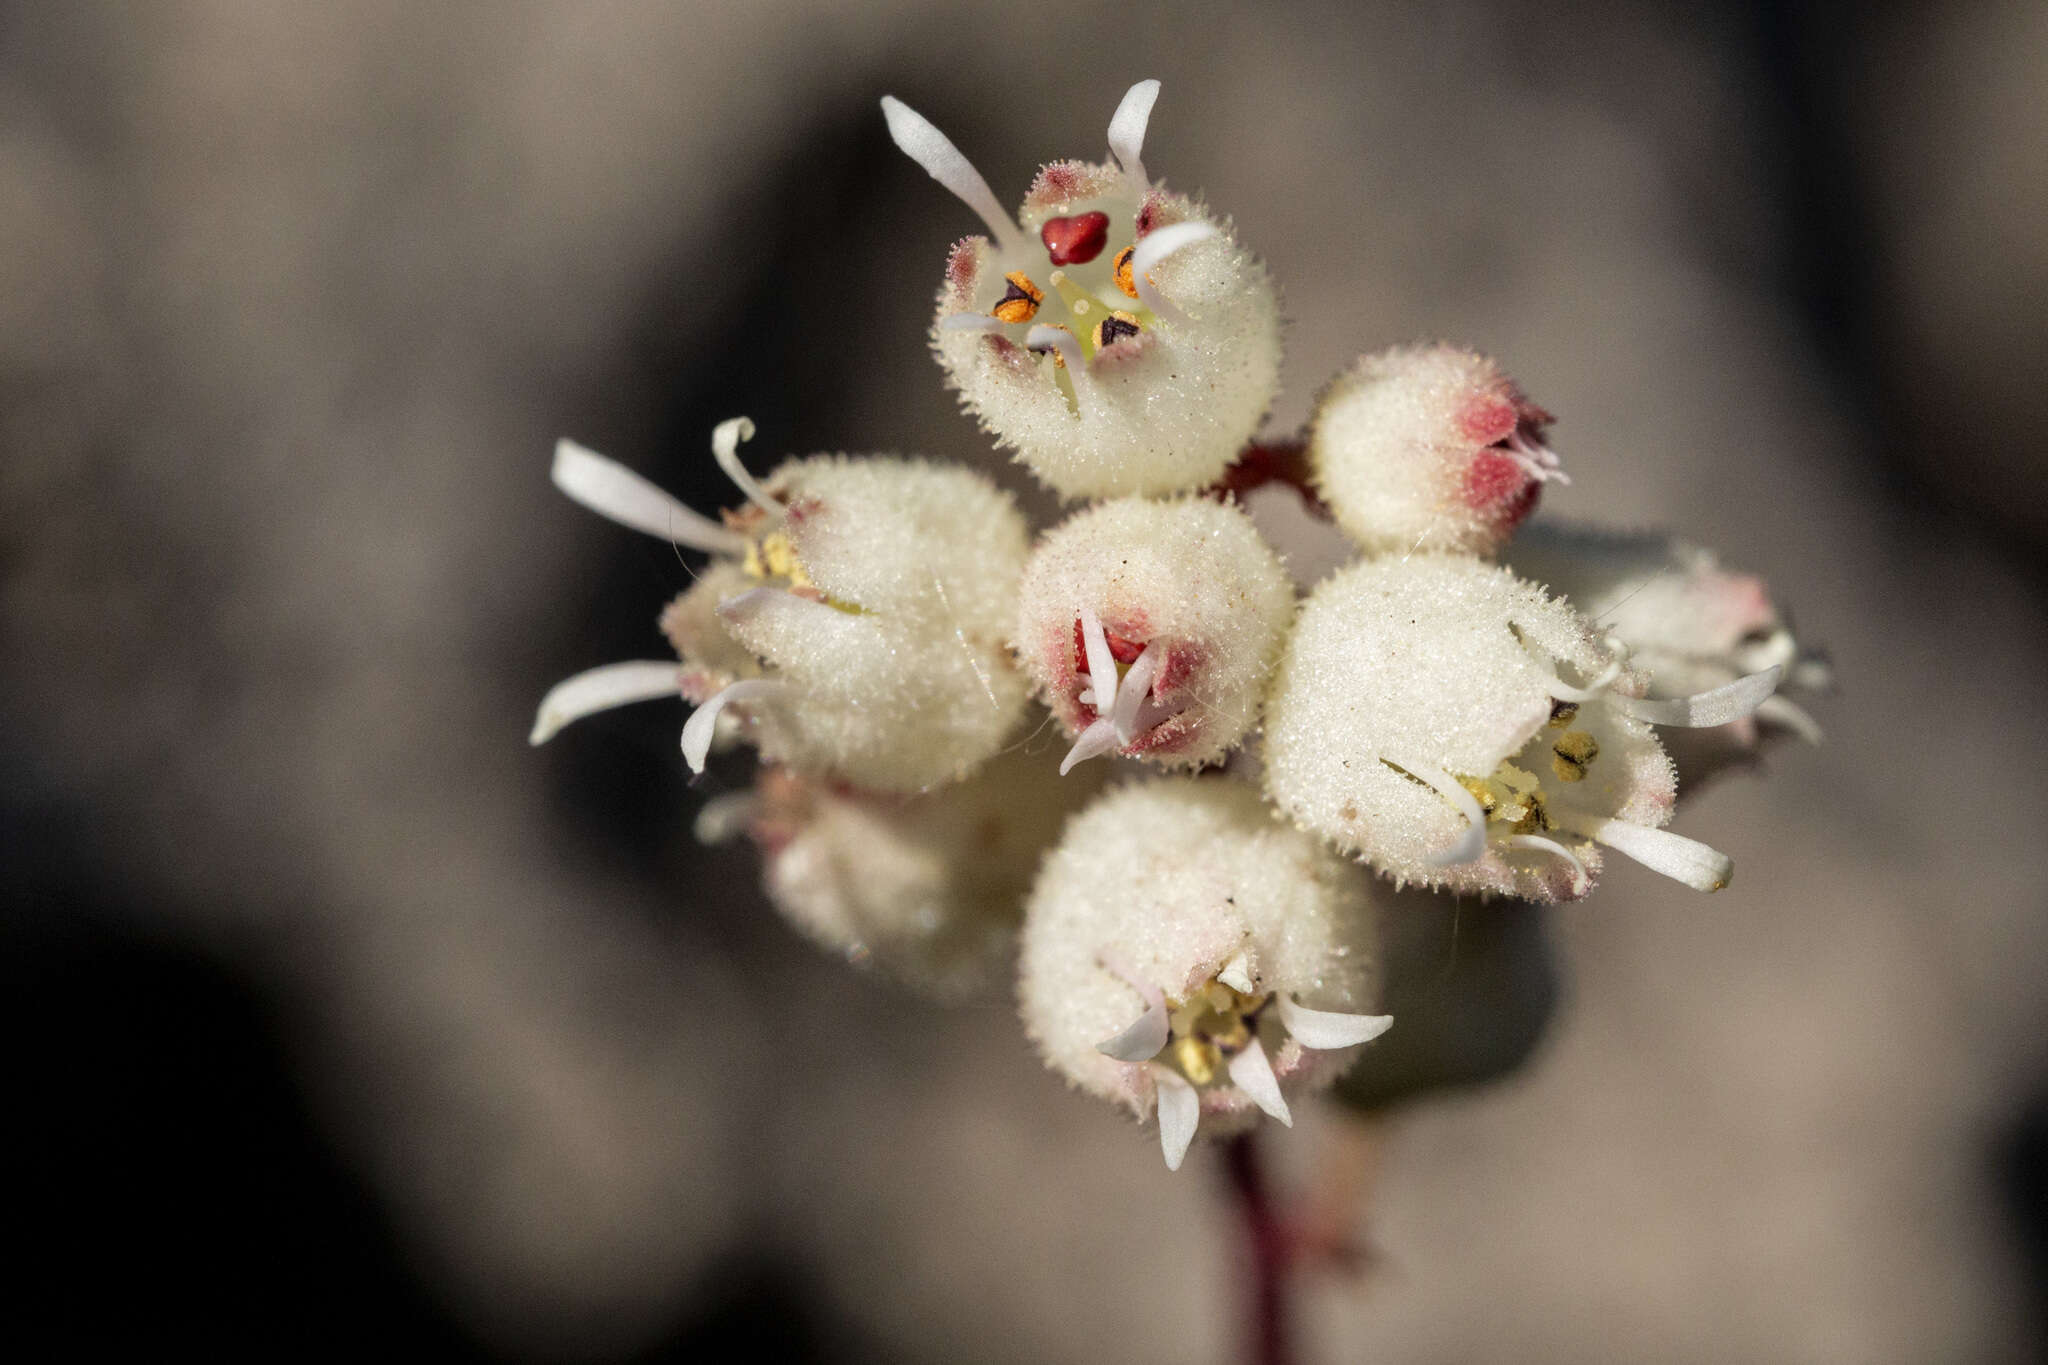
[1025,324,1091,403]
[1553,811,1732,893]
[680,678,786,774]
[879,96,1025,254]
[1110,641,1164,744]
[1106,79,1161,190]
[1755,693,1824,745]
[1128,220,1217,324]
[1153,1065,1200,1171]
[1615,665,1780,728]
[710,416,783,518]
[1395,759,1488,866]
[691,792,759,845]
[1216,950,1255,994]
[938,312,1007,333]
[1507,833,1591,896]
[529,660,683,745]
[1275,995,1394,1051]
[1227,1036,1292,1127]
[1077,605,1118,718]
[1060,717,1120,775]
[551,439,748,555]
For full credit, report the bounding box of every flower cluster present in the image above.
[533,82,1821,1170]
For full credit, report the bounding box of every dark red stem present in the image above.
[1222,1131,1293,1365]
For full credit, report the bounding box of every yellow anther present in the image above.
[1551,730,1599,783]
[742,530,812,590]
[1174,1034,1220,1087]
[1111,244,1139,299]
[1548,700,1580,728]
[1092,310,1142,350]
[990,271,1043,324]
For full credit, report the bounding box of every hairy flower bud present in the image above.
[1014,497,1295,774]
[885,81,1281,499]
[1019,778,1391,1170]
[532,421,1031,792]
[1309,344,1564,556]
[1262,555,1781,901]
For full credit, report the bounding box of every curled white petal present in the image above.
[680,678,786,773]
[1110,641,1163,744]
[879,95,1024,254]
[1106,79,1160,189]
[1216,949,1255,994]
[1615,665,1780,727]
[1153,1066,1200,1172]
[1755,693,1824,745]
[1275,995,1393,1051]
[551,439,747,555]
[1096,999,1170,1063]
[1059,717,1120,776]
[1538,656,1624,702]
[1227,1035,1292,1127]
[1508,833,1591,895]
[1554,811,1732,893]
[529,660,682,745]
[1128,220,1218,323]
[1076,605,1118,719]
[1395,760,1488,866]
[1025,324,1090,399]
[710,416,782,517]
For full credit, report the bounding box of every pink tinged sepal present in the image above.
[1554,811,1732,893]
[551,439,747,555]
[529,660,683,745]
[681,679,787,773]
[1227,1036,1292,1127]
[1615,665,1781,728]
[1153,1066,1200,1171]
[1275,996,1393,1051]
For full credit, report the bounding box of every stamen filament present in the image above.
[551,439,748,555]
[711,416,784,518]
[879,96,1026,254]
[681,678,786,773]
[529,660,683,745]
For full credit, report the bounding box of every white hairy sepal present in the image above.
[1261,555,1679,902]
[715,589,1028,792]
[1309,344,1557,557]
[1016,497,1295,770]
[659,561,766,704]
[1018,777,1382,1132]
[897,81,1281,499]
[747,748,1106,1001]
[765,455,1029,640]
[1507,522,1827,741]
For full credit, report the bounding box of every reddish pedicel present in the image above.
[1042,211,1111,266]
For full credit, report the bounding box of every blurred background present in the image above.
[6,1,2046,1358]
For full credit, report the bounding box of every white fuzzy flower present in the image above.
[885,81,1282,499]
[701,747,1109,1001]
[1019,778,1391,1170]
[1262,555,1781,902]
[1309,344,1564,557]
[532,420,1031,792]
[1507,523,1829,748]
[1014,497,1295,775]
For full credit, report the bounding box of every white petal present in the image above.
[1396,759,1487,866]
[1059,717,1120,775]
[1076,605,1118,718]
[529,660,682,745]
[680,678,786,773]
[1508,833,1592,896]
[1554,811,1732,893]
[1128,220,1218,323]
[1110,641,1162,743]
[710,416,783,517]
[1216,950,1255,994]
[1025,324,1089,393]
[551,439,747,555]
[691,792,758,845]
[1106,79,1161,189]
[1538,656,1623,702]
[938,312,1006,333]
[1153,1066,1200,1172]
[1616,665,1781,728]
[879,96,1024,253]
[1227,1036,1291,1127]
[1754,693,1824,745]
[1096,999,1170,1062]
[1276,995,1393,1051]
